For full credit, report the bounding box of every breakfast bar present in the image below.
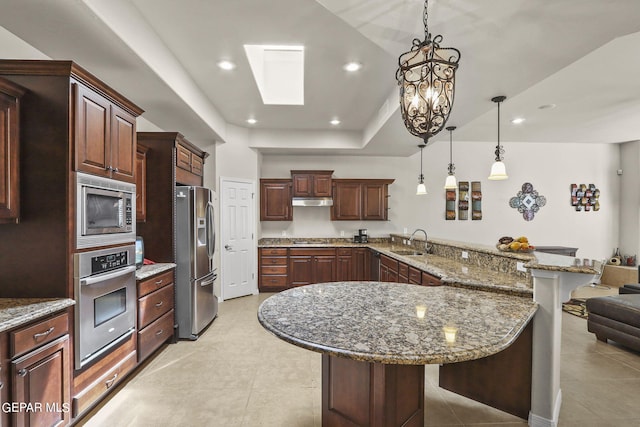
[258,282,538,426]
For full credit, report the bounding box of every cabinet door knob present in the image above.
[18,369,28,377]
[105,373,118,388]
[155,301,164,308]
[155,280,164,286]
[155,329,164,336]
[0,382,4,390]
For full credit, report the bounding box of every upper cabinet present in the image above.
[174,136,208,186]
[291,170,333,197]
[0,77,25,224]
[74,81,138,183]
[331,179,394,221]
[260,179,293,221]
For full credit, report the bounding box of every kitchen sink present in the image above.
[391,249,424,256]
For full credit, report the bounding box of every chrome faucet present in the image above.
[409,229,431,253]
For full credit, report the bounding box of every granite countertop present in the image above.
[0,298,75,333]
[258,239,533,296]
[258,282,538,365]
[136,262,176,280]
[525,251,603,275]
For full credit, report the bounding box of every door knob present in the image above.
[225,245,232,250]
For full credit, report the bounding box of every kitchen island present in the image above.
[258,282,538,427]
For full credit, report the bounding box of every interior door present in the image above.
[220,178,256,300]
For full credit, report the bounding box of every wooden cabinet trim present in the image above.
[0,78,23,223]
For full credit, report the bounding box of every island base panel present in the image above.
[322,354,424,427]
[438,321,533,420]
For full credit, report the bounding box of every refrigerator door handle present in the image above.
[206,201,215,259]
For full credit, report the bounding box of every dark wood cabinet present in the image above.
[353,248,371,281]
[137,269,175,363]
[0,77,24,224]
[260,179,292,221]
[8,311,71,427]
[409,267,422,285]
[398,262,410,284]
[336,248,353,281]
[380,254,399,283]
[291,170,333,197]
[74,82,136,183]
[175,139,206,185]
[331,179,394,221]
[289,248,336,287]
[135,144,148,222]
[259,248,289,291]
[422,271,442,286]
[136,132,208,263]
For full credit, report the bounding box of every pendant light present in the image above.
[416,144,427,195]
[396,0,461,146]
[444,126,457,189]
[488,95,508,180]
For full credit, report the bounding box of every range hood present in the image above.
[291,197,333,207]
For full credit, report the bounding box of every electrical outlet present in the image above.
[281,230,286,237]
[403,239,408,245]
[461,251,469,259]
[340,230,345,237]
[462,266,468,274]
[517,262,527,272]
[403,227,408,235]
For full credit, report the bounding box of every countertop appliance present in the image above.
[175,186,218,340]
[354,228,368,243]
[74,245,136,369]
[76,172,135,249]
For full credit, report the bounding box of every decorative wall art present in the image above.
[458,181,469,220]
[445,181,483,221]
[471,181,482,220]
[570,183,600,212]
[509,182,546,221]
[445,189,456,220]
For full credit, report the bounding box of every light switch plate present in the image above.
[461,251,469,259]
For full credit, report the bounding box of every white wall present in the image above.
[260,140,621,260]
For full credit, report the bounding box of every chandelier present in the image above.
[397,0,461,144]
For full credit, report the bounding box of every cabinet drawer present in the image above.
[138,269,174,298]
[138,283,174,329]
[260,275,288,287]
[380,254,398,270]
[260,265,287,275]
[409,267,422,284]
[10,312,69,358]
[73,350,137,417]
[422,271,442,286]
[138,309,174,362]
[398,262,409,277]
[261,256,288,266]
[176,144,192,171]
[261,248,287,256]
[290,248,336,256]
[337,248,352,256]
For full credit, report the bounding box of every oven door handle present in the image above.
[80,265,136,286]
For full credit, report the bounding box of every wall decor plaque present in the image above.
[570,183,600,212]
[509,182,546,221]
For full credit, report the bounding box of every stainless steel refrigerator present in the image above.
[175,186,217,340]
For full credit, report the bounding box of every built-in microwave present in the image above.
[76,172,136,249]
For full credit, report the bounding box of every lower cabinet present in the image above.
[259,248,289,291]
[380,254,399,283]
[336,248,353,281]
[136,269,175,363]
[353,248,371,281]
[6,311,71,427]
[289,249,337,287]
[422,271,442,286]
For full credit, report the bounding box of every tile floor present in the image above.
[79,284,640,427]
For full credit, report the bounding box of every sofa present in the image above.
[619,284,640,294]
[586,294,640,352]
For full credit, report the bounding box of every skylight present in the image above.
[244,44,304,105]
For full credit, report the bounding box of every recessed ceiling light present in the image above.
[246,118,257,125]
[217,60,236,71]
[343,62,362,72]
[511,117,525,124]
[330,119,341,125]
[538,103,556,110]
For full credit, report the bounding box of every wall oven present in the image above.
[76,172,135,249]
[74,245,136,369]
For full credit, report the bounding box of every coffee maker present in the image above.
[353,228,368,243]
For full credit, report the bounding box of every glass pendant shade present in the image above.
[396,0,460,142]
[488,161,508,180]
[416,181,427,195]
[444,174,457,189]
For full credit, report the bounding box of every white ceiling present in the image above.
[0,0,639,156]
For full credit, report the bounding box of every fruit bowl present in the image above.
[496,236,535,253]
[496,243,535,253]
